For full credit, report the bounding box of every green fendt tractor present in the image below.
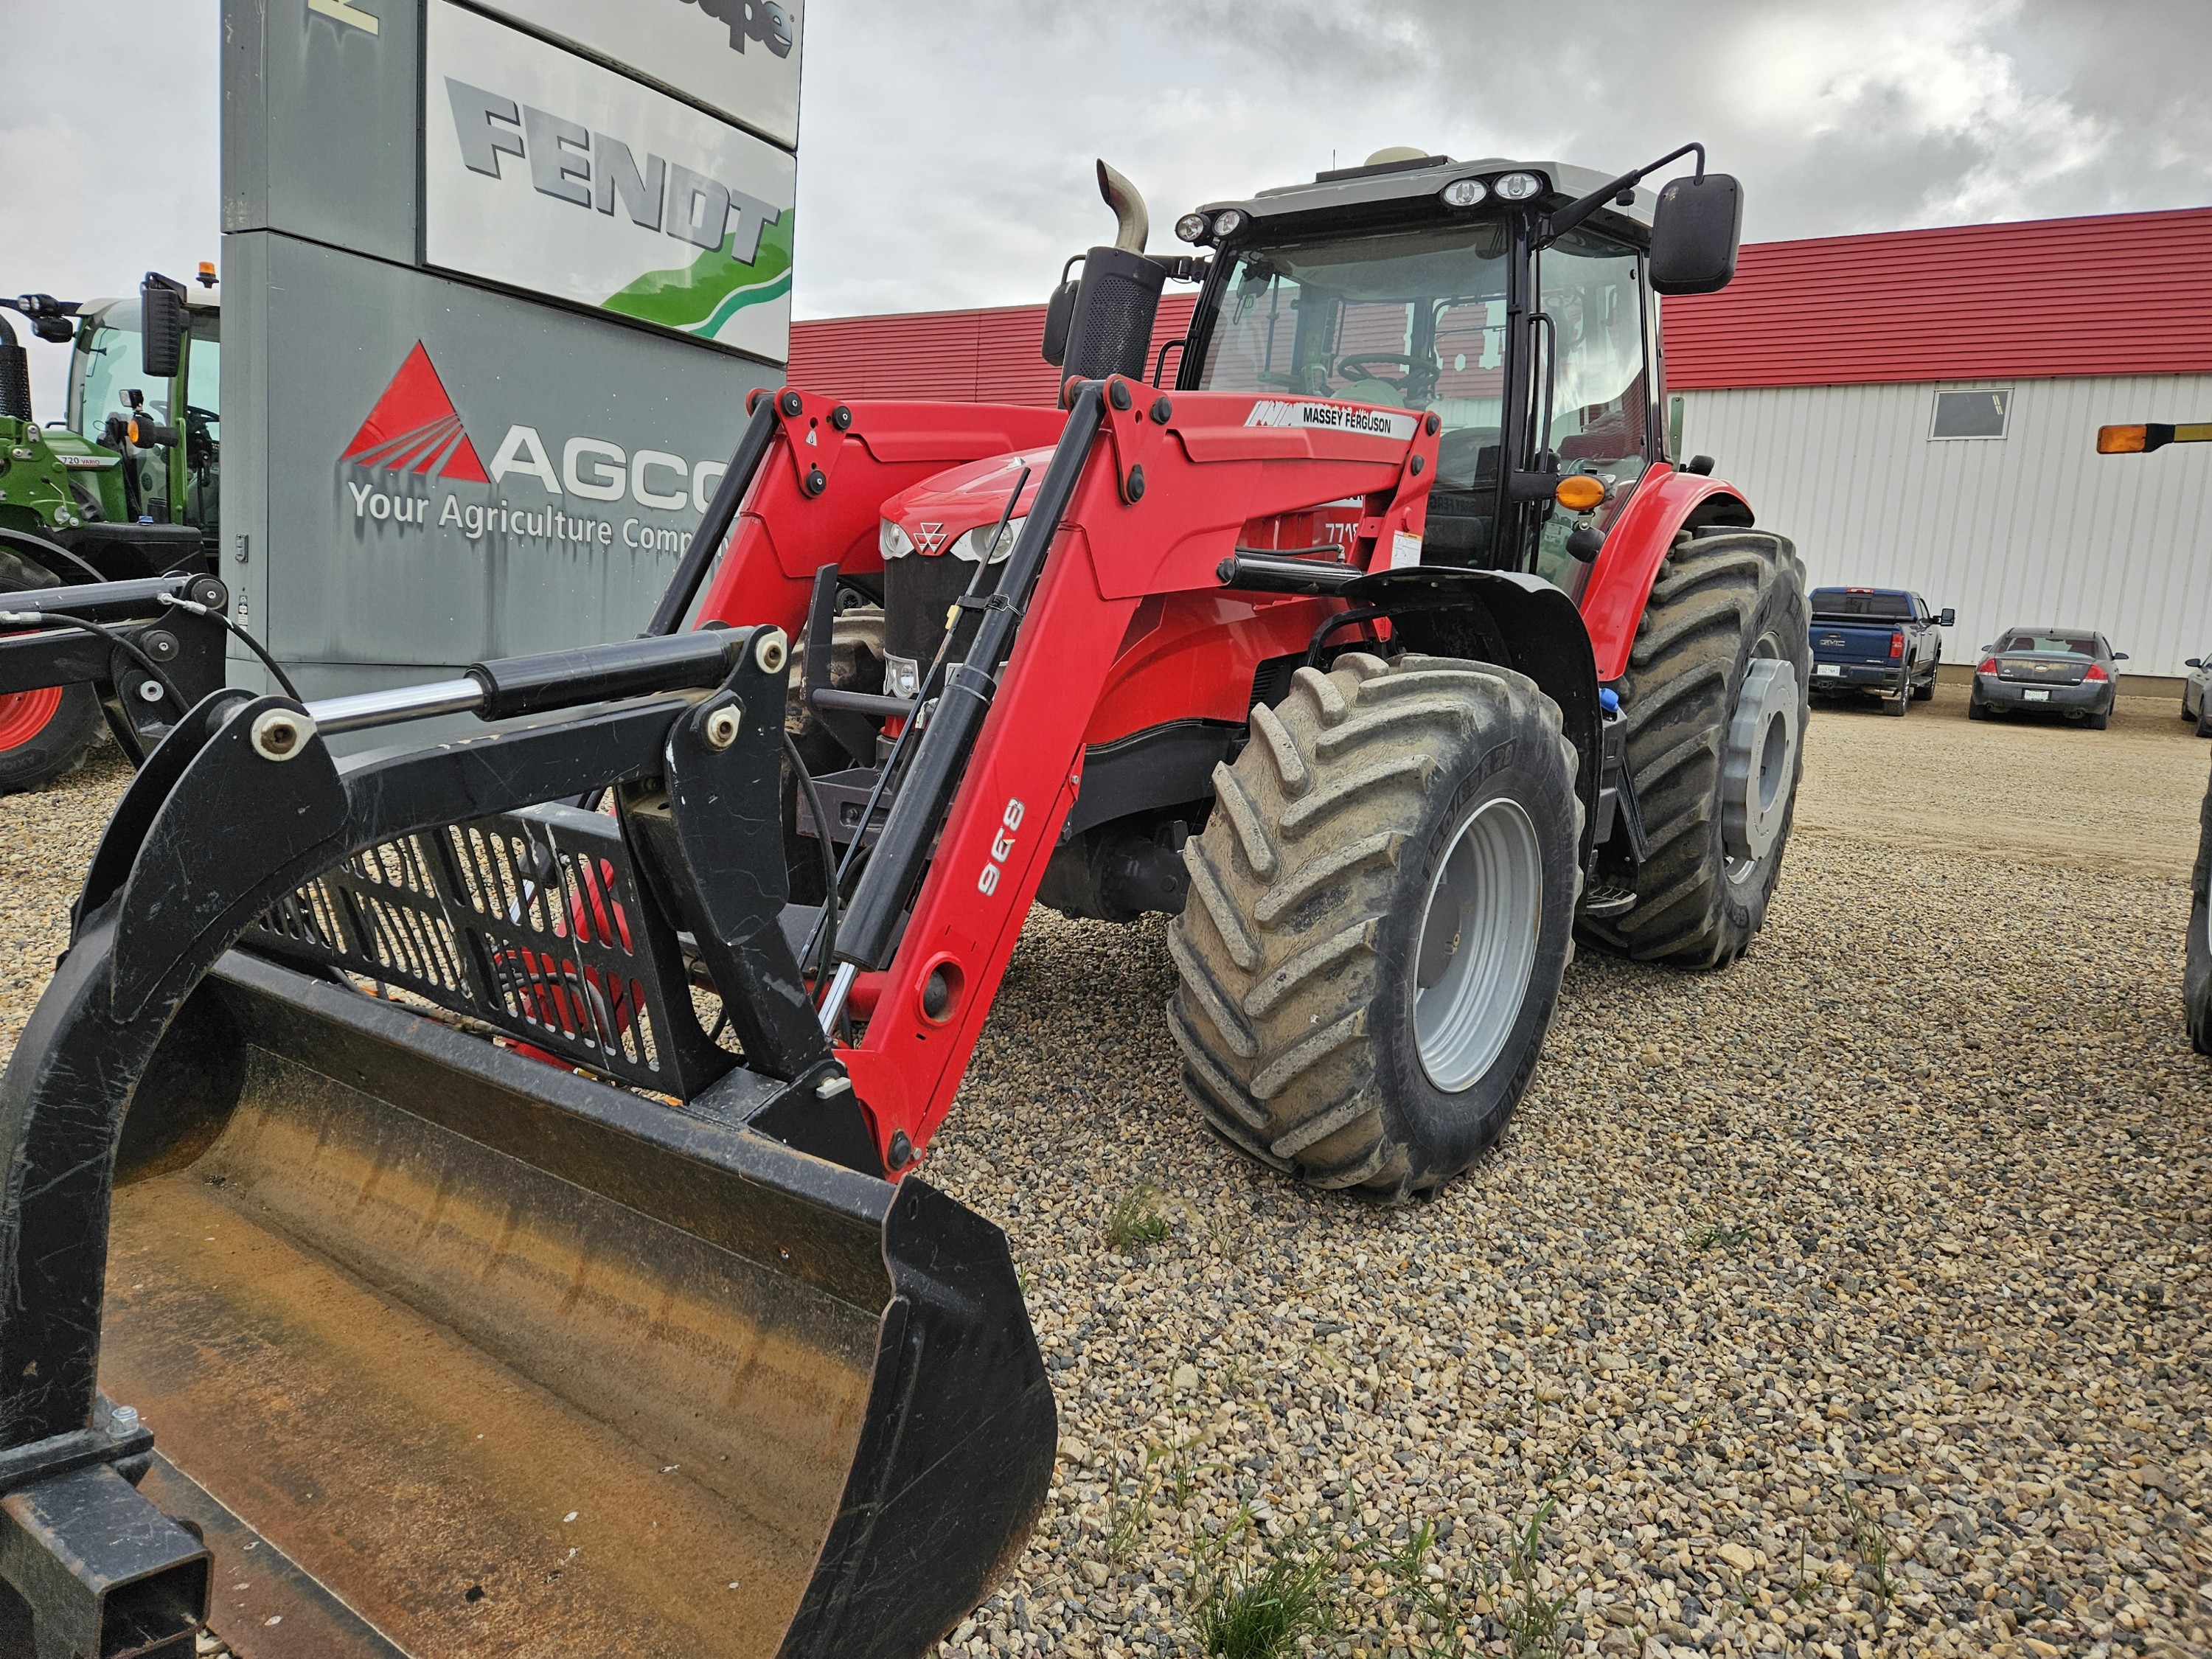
[0,268,220,790]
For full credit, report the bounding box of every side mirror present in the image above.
[2188,658,2203,669]
[1938,608,1956,628]
[1040,272,1079,369]
[140,271,189,380]
[2112,652,2129,661]
[1649,174,1742,296]
[1682,454,1714,476]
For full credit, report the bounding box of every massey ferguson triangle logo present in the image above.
[340,344,490,481]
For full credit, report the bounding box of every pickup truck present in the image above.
[1807,587,1954,717]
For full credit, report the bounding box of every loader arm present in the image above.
[830,378,1439,1161]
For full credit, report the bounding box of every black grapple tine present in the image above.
[0,627,1054,1658]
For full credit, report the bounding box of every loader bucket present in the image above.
[0,633,1054,1659]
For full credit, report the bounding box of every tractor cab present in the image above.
[64,269,222,557]
[1077,150,1737,595]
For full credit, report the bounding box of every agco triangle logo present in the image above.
[340,343,490,481]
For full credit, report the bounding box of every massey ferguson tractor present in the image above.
[0,146,1806,1657]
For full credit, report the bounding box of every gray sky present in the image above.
[7,0,2210,413]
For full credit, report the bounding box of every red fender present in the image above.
[1577,467,1754,683]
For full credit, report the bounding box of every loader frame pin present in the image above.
[249,707,312,761]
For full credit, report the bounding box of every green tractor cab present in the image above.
[0,271,221,789]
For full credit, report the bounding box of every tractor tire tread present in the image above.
[1169,653,1579,1197]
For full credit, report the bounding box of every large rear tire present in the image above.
[0,549,102,795]
[1166,652,1581,1199]
[1581,529,1810,968]
[2189,764,2212,1056]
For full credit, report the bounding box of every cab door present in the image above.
[1531,230,1655,594]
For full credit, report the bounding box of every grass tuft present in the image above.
[1191,1512,1336,1659]
[1103,1182,1174,1251]
[1688,1220,1755,1253]
[1843,1489,1895,1603]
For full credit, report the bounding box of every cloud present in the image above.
[6,0,2208,399]
[0,1,220,417]
[792,0,2212,317]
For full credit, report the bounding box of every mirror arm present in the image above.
[1536,141,1705,250]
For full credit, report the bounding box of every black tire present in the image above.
[1884,679,1910,717]
[1580,529,1810,968]
[1913,670,1938,701]
[1968,692,1991,721]
[2087,708,2111,731]
[2191,763,2212,1056]
[2194,695,2211,739]
[0,549,102,795]
[1166,652,1581,1198]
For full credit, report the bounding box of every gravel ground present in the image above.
[3,692,2209,1659]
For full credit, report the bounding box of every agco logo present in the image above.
[339,343,726,552]
[340,344,489,482]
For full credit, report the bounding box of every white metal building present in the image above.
[1664,208,2212,675]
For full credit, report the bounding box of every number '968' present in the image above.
[976,799,1025,895]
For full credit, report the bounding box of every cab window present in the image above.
[1534,230,1649,587]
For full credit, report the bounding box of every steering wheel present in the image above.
[1335,352,1414,385]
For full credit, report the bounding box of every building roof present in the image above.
[788,296,1197,408]
[1663,207,2212,389]
[786,206,2212,400]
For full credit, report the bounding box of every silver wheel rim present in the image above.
[1412,797,1543,1093]
[1722,646,1801,883]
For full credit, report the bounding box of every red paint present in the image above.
[1665,206,2212,389]
[1576,467,1752,683]
[339,342,490,481]
[700,382,1439,1171]
[0,686,61,754]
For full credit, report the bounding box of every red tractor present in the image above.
[0,145,1807,1658]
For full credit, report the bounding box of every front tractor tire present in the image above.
[1166,653,1581,1199]
[1582,529,1811,968]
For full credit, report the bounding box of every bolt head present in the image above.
[754,627,790,675]
[1124,465,1145,501]
[830,404,852,431]
[703,705,742,750]
[1108,380,1133,411]
[136,678,166,703]
[779,389,804,417]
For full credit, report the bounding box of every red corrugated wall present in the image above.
[790,296,1198,405]
[790,208,2212,397]
[1664,207,2212,389]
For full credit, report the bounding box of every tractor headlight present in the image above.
[1441,178,1487,207]
[880,518,914,559]
[1175,212,1210,244]
[952,516,1024,564]
[1492,171,1543,201]
[1211,207,1247,238]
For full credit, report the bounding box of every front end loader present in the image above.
[0,145,1807,1657]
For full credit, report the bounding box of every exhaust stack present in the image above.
[1096,159,1148,254]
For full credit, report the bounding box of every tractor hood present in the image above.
[879,447,1053,563]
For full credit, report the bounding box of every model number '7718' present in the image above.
[977,799,1026,894]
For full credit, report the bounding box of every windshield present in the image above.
[2002,632,2098,656]
[72,303,160,434]
[1196,221,1510,492]
[1812,591,1911,620]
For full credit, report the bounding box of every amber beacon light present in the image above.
[2097,422,2212,454]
